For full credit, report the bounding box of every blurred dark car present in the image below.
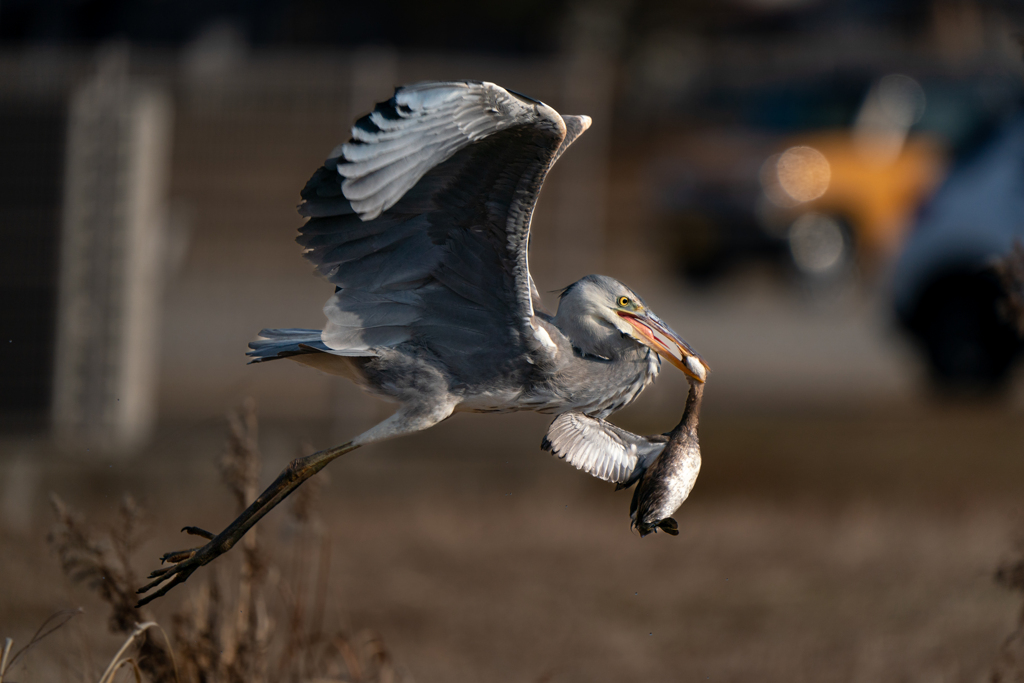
[892,113,1024,391]
[653,72,1018,283]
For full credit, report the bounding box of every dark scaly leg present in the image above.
[136,441,358,606]
[137,399,458,606]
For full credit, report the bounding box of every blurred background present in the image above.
[2,1,1024,681]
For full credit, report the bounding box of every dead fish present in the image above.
[629,379,703,537]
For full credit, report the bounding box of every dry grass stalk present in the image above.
[219,399,269,683]
[47,400,408,683]
[0,609,82,683]
[272,444,337,681]
[991,246,1024,682]
[49,494,177,681]
[98,622,179,683]
[992,532,1024,683]
[171,580,225,683]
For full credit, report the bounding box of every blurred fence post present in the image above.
[51,47,173,454]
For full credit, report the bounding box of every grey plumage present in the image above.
[291,81,573,380]
[246,328,330,360]
[250,81,708,441]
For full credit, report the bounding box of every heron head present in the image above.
[557,275,709,383]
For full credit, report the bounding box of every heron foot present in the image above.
[135,439,360,607]
[136,530,233,607]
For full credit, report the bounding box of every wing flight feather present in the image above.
[295,81,590,380]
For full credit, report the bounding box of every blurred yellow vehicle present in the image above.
[654,72,1017,282]
[758,130,947,273]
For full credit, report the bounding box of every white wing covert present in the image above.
[541,412,666,485]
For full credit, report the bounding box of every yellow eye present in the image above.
[617,296,631,307]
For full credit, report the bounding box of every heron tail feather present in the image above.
[246,328,328,363]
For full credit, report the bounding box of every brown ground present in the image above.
[2,404,1023,682]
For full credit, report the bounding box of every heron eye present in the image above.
[617,296,631,307]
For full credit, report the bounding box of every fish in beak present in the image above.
[618,311,709,383]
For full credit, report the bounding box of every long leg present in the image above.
[136,401,456,607]
[136,440,358,606]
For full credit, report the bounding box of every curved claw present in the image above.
[160,548,199,564]
[137,536,216,607]
[181,526,215,539]
[136,530,216,607]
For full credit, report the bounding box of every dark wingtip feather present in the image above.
[298,164,356,219]
[348,92,405,142]
[352,116,378,137]
[374,97,403,122]
[300,165,344,200]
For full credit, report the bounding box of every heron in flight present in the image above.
[138,81,708,606]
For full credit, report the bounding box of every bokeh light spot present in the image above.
[776,146,831,203]
[788,213,846,274]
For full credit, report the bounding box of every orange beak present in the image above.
[618,311,709,383]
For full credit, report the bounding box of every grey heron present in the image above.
[138,81,708,606]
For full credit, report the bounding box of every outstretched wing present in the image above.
[296,81,591,381]
[541,412,666,486]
